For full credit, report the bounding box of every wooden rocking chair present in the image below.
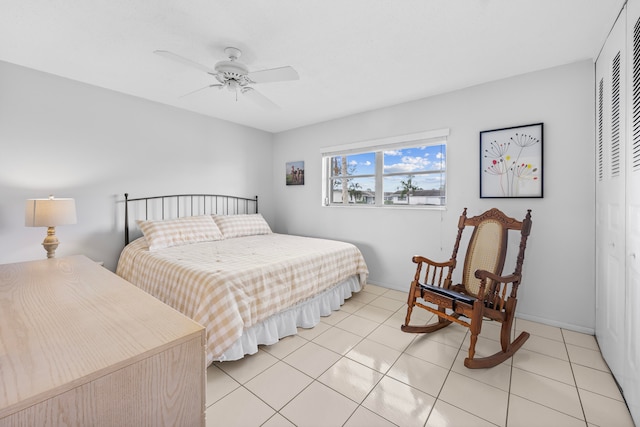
[401,207,532,368]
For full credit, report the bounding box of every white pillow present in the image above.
[212,213,272,238]
[137,215,224,251]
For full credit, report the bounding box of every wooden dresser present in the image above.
[0,255,205,426]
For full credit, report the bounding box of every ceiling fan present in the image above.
[154,47,299,109]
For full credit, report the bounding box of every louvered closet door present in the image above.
[624,0,640,422]
[595,5,626,384]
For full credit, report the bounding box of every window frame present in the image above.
[321,129,449,208]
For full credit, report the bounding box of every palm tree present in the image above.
[399,175,421,204]
[332,156,358,204]
[341,156,349,204]
[348,181,362,202]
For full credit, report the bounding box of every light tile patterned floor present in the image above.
[205,284,636,427]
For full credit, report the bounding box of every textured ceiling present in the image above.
[0,0,624,133]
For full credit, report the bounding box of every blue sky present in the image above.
[334,145,446,192]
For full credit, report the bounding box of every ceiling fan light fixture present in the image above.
[227,80,239,92]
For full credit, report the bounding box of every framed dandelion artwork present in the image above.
[480,123,543,198]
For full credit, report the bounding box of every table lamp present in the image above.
[25,195,77,258]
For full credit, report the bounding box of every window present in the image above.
[322,129,448,207]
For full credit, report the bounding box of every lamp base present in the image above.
[42,226,59,259]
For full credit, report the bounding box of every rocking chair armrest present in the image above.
[412,255,455,268]
[474,269,520,284]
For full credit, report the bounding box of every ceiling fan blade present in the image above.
[154,50,217,75]
[241,87,280,110]
[248,66,299,83]
[179,84,224,98]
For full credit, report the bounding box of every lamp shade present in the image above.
[25,197,77,227]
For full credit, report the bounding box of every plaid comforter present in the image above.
[116,233,368,362]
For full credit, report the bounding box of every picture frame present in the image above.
[286,161,304,185]
[480,123,543,198]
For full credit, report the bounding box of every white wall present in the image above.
[0,59,597,331]
[0,61,274,271]
[272,60,596,332]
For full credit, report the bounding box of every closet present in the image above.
[595,0,640,424]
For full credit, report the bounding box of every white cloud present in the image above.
[384,150,403,156]
[384,155,432,173]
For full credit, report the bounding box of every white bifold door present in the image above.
[596,1,640,424]
[595,1,626,388]
[623,0,640,423]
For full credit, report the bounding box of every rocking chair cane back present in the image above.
[401,207,532,368]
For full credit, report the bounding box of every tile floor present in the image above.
[205,284,636,427]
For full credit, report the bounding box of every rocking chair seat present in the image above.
[401,207,532,369]
[419,283,476,306]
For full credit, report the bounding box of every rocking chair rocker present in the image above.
[401,207,532,368]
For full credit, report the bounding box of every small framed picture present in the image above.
[480,123,543,198]
[286,161,304,186]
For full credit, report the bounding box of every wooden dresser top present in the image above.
[0,255,204,417]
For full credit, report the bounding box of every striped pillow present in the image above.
[212,213,272,238]
[137,215,224,251]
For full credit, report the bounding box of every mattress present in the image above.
[116,233,368,364]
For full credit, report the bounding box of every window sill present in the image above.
[322,204,447,211]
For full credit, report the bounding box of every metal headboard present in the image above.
[124,193,259,245]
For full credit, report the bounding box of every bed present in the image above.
[116,193,369,365]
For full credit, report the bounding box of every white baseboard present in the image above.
[367,281,597,336]
[516,312,595,335]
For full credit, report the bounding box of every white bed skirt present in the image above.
[214,276,363,363]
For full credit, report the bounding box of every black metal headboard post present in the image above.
[124,192,130,246]
[124,193,259,246]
